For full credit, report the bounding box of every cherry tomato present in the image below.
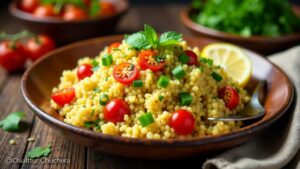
[113,63,139,85]
[20,0,40,13]
[100,2,116,16]
[183,50,198,66]
[33,5,55,17]
[218,86,240,110]
[83,0,91,6]
[62,5,88,21]
[169,109,195,135]
[77,64,93,80]
[138,50,165,72]
[104,99,130,123]
[25,34,55,61]
[51,87,75,106]
[107,42,121,54]
[0,41,27,72]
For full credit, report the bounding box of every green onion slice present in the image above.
[211,72,223,82]
[99,93,109,106]
[102,54,113,66]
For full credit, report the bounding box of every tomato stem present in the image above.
[0,31,34,41]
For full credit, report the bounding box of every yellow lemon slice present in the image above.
[201,43,252,87]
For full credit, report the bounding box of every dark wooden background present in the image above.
[0,3,299,169]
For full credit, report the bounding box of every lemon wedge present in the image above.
[201,43,252,87]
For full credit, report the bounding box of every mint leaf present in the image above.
[0,112,25,132]
[158,31,183,46]
[144,25,158,47]
[125,32,152,50]
[26,145,52,159]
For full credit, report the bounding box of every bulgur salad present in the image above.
[50,25,251,139]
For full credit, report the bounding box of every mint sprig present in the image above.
[125,25,183,50]
[0,112,25,132]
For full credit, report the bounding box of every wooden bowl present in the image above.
[9,0,129,45]
[180,5,300,55]
[21,35,294,159]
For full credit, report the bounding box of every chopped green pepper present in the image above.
[139,112,155,127]
[179,92,192,106]
[172,66,186,79]
[102,54,113,66]
[133,80,143,87]
[157,75,170,88]
[211,72,223,82]
[178,53,190,64]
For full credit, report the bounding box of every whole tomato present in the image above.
[0,41,27,72]
[25,35,55,61]
[20,0,40,13]
[33,4,56,17]
[62,5,88,21]
[100,2,116,16]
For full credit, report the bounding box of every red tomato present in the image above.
[0,41,27,72]
[218,86,240,110]
[62,5,88,21]
[104,99,130,123]
[169,109,195,135]
[100,2,116,16]
[77,64,93,80]
[107,42,121,54]
[33,5,55,17]
[51,87,75,106]
[113,63,139,85]
[183,50,198,66]
[25,34,55,61]
[138,50,165,72]
[20,0,40,13]
[83,0,91,6]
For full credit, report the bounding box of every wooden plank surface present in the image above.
[0,3,299,169]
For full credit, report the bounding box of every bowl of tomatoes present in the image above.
[0,31,56,72]
[9,0,129,45]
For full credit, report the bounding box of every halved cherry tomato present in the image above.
[0,41,27,72]
[107,42,121,54]
[100,2,116,16]
[218,86,240,110]
[51,87,75,106]
[169,109,195,135]
[25,34,55,61]
[113,63,139,85]
[77,63,93,80]
[184,50,198,66]
[20,0,40,13]
[62,5,88,21]
[138,50,165,72]
[33,5,55,17]
[104,99,130,123]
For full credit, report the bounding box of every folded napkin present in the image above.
[203,46,300,169]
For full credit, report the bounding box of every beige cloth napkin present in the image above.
[203,46,300,169]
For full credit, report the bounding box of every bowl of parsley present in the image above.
[181,0,300,55]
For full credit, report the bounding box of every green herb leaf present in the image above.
[0,112,25,132]
[125,25,183,50]
[26,145,52,159]
[211,71,223,82]
[158,31,182,46]
[144,25,158,47]
[89,0,100,17]
[125,32,152,50]
[159,95,164,101]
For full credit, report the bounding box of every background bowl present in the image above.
[9,0,128,45]
[21,35,294,159]
[180,5,300,55]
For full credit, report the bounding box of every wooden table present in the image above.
[0,4,299,169]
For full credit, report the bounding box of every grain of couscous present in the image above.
[50,25,250,139]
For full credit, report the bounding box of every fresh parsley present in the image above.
[125,24,183,50]
[84,119,101,129]
[0,112,25,132]
[26,145,52,159]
